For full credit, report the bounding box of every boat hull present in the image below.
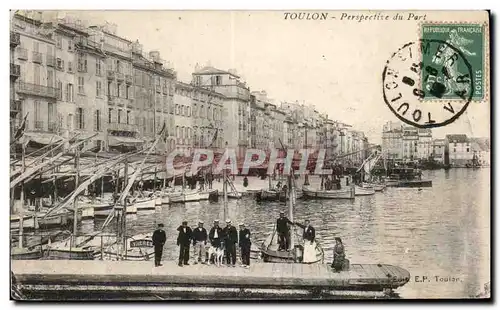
[386,180,433,188]
[11,247,43,260]
[355,186,376,196]
[302,187,355,199]
[134,198,156,211]
[43,248,95,260]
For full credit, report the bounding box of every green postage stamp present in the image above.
[421,23,485,101]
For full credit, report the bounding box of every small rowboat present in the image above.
[302,186,355,199]
[355,184,376,196]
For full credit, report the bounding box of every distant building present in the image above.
[470,137,490,166]
[432,139,446,163]
[382,121,403,160]
[445,134,472,167]
[417,128,433,160]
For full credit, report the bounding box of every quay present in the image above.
[12,260,410,299]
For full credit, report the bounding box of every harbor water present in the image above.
[71,169,489,298]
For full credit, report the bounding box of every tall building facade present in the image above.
[192,66,250,158]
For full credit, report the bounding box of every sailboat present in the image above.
[356,151,383,194]
[261,172,324,264]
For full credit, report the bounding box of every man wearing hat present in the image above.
[276,211,294,251]
[176,221,193,267]
[223,219,238,267]
[152,223,166,267]
[238,223,251,268]
[192,220,208,264]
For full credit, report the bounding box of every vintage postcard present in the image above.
[9,10,490,300]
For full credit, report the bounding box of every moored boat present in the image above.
[355,185,376,196]
[43,237,95,260]
[11,247,43,260]
[95,233,155,261]
[132,197,156,211]
[302,186,355,199]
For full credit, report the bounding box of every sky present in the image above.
[53,10,490,144]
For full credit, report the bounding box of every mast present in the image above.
[72,146,80,245]
[122,158,128,254]
[18,141,26,249]
[223,142,228,220]
[288,173,294,250]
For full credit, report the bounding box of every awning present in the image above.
[25,132,63,145]
[108,136,144,147]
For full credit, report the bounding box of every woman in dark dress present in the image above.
[331,237,345,272]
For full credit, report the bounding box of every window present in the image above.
[33,41,39,53]
[56,58,64,70]
[68,39,74,52]
[56,35,62,49]
[76,107,84,129]
[215,75,222,85]
[467,148,470,152]
[78,76,85,94]
[116,60,121,73]
[47,69,54,88]
[96,81,102,97]
[108,108,112,123]
[126,111,130,124]
[454,148,456,153]
[195,76,202,86]
[56,81,62,100]
[96,60,102,76]
[68,61,73,73]
[126,85,130,99]
[107,81,112,97]
[95,110,101,132]
[187,107,191,117]
[175,104,179,115]
[193,103,197,117]
[48,102,55,124]
[34,64,40,84]
[66,84,74,102]
[117,83,121,98]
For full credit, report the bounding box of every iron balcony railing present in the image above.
[32,51,43,64]
[108,122,138,133]
[10,63,20,78]
[16,81,59,99]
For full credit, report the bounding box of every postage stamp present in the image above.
[382,39,473,128]
[421,23,485,101]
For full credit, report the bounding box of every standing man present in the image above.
[238,223,251,268]
[209,220,223,263]
[176,221,192,267]
[152,223,166,267]
[192,220,208,264]
[223,219,238,267]
[276,211,294,251]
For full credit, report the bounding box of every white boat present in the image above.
[43,237,95,260]
[228,192,242,199]
[161,194,170,205]
[116,203,137,214]
[170,189,201,203]
[355,185,376,196]
[155,196,162,206]
[10,210,71,230]
[132,197,156,211]
[366,183,386,191]
[95,233,155,261]
[302,186,355,199]
[81,207,95,220]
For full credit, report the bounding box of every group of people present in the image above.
[152,211,346,272]
[152,219,252,268]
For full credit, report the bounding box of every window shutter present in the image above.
[94,110,98,132]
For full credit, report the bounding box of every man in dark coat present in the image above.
[276,211,294,251]
[192,220,208,264]
[177,221,192,267]
[209,220,223,248]
[238,223,251,268]
[295,219,316,244]
[223,219,238,267]
[152,223,166,267]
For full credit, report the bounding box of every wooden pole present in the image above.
[18,142,26,249]
[72,146,80,246]
[288,174,294,251]
[223,142,228,221]
[122,159,128,256]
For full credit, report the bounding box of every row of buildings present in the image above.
[381,122,490,167]
[10,11,369,165]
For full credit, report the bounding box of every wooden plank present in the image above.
[367,264,387,280]
[358,264,378,281]
[385,265,403,279]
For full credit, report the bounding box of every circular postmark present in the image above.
[382,39,474,128]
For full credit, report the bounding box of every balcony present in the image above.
[107,96,116,105]
[32,52,43,64]
[10,32,20,47]
[17,47,28,60]
[10,100,21,113]
[107,122,137,133]
[107,70,116,80]
[125,74,133,84]
[116,97,125,107]
[46,55,56,67]
[10,63,20,79]
[16,82,59,99]
[48,122,58,132]
[34,120,45,131]
[116,72,124,81]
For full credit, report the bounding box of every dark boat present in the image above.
[385,168,432,188]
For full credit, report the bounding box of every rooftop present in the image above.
[446,134,469,143]
[192,66,240,78]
